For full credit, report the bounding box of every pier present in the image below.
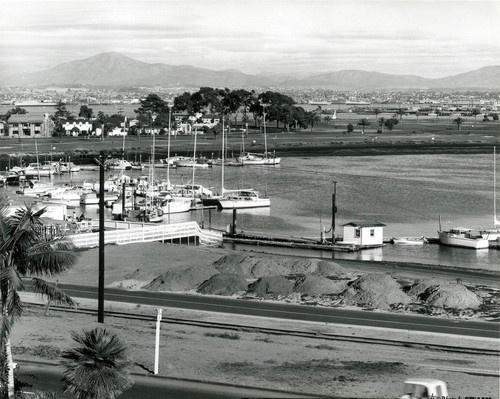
[67,220,223,248]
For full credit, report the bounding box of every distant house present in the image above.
[173,112,221,134]
[0,119,6,136]
[7,113,54,138]
[340,221,386,247]
[62,118,92,136]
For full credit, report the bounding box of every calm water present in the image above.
[3,153,499,270]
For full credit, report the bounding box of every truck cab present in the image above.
[400,378,448,399]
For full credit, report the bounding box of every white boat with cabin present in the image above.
[217,189,271,209]
[438,227,489,249]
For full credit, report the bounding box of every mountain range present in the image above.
[1,52,499,90]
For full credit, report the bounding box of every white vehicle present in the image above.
[400,378,448,399]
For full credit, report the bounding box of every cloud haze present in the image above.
[1,0,499,78]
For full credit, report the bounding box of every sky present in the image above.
[1,0,499,79]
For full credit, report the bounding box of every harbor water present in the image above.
[2,153,499,271]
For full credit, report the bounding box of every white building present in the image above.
[62,118,92,136]
[341,221,386,247]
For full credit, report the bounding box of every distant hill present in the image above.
[1,52,273,88]
[1,52,498,90]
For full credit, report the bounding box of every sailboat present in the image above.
[236,104,281,165]
[481,146,500,241]
[206,114,271,210]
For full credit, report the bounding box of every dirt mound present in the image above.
[247,275,295,299]
[342,273,411,309]
[422,284,482,309]
[406,279,450,300]
[197,273,248,296]
[109,268,155,290]
[144,265,218,292]
[212,254,345,278]
[313,261,346,276]
[294,275,348,296]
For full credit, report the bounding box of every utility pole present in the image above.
[98,151,106,323]
[332,181,337,243]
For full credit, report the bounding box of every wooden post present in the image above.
[232,209,237,234]
[332,181,337,243]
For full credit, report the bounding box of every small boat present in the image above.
[438,227,489,249]
[236,152,281,165]
[392,236,427,245]
[159,195,192,214]
[58,162,81,173]
[174,157,210,169]
[105,159,133,171]
[16,180,54,196]
[217,189,271,209]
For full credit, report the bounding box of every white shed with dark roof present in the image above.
[341,221,386,247]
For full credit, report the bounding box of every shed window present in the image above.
[355,229,360,238]
[370,229,375,237]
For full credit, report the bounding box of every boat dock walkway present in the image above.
[67,220,223,248]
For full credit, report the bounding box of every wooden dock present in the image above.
[223,232,359,252]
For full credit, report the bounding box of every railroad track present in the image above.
[27,302,499,357]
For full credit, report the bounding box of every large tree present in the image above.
[357,118,370,134]
[61,328,132,399]
[0,199,78,398]
[78,105,94,120]
[453,117,464,131]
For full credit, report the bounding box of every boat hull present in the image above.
[218,198,271,209]
[438,231,489,249]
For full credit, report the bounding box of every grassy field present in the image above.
[0,116,498,169]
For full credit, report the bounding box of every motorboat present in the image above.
[174,157,210,169]
[217,189,271,209]
[58,162,81,173]
[16,180,54,196]
[24,162,59,177]
[392,236,427,245]
[438,227,489,249]
[160,195,192,214]
[105,159,133,171]
[236,152,281,165]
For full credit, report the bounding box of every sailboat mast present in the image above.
[494,146,498,226]
[221,115,225,194]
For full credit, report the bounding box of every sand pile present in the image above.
[109,268,155,289]
[406,279,450,299]
[342,273,411,309]
[294,275,348,296]
[247,276,295,299]
[144,265,218,292]
[406,279,481,309]
[313,261,347,276]
[197,273,248,296]
[423,284,482,309]
[212,254,345,278]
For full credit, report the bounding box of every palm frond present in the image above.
[30,278,77,308]
[0,266,24,292]
[19,239,79,276]
[6,289,23,321]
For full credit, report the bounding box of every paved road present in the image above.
[52,283,499,339]
[17,361,325,399]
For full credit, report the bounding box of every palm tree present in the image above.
[453,117,464,131]
[0,198,78,398]
[471,108,481,125]
[61,328,132,399]
[378,117,386,133]
[373,108,381,121]
[395,108,406,123]
[357,118,370,134]
[306,111,321,132]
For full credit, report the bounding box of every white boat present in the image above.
[24,163,59,177]
[173,157,210,169]
[80,191,100,205]
[236,152,281,165]
[217,190,271,209]
[392,236,427,245]
[106,159,133,171]
[438,227,489,249]
[16,180,54,196]
[58,162,80,173]
[480,146,500,241]
[160,195,192,214]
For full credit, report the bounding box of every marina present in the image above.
[1,152,499,270]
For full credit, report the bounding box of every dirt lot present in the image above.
[13,243,500,398]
